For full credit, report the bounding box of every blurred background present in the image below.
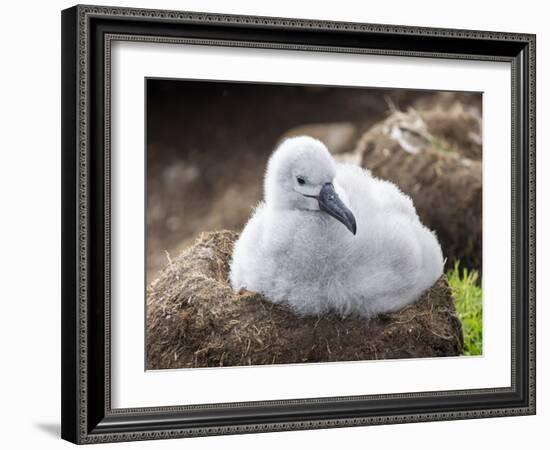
[146,79,482,354]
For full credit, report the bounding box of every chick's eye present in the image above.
[296,177,306,185]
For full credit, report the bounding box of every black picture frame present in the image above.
[61,4,536,444]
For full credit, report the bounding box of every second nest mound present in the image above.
[146,231,463,370]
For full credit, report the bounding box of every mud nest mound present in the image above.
[350,107,482,274]
[146,231,464,370]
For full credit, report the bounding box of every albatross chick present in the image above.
[230,136,443,318]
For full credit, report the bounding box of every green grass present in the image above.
[447,261,483,356]
[431,136,458,154]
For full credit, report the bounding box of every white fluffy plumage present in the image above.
[229,136,443,318]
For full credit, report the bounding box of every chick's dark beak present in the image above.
[318,183,357,235]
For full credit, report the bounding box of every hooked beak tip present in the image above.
[346,215,357,235]
[318,182,357,236]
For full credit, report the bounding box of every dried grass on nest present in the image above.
[146,231,463,370]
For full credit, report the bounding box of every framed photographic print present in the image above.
[61,4,536,444]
